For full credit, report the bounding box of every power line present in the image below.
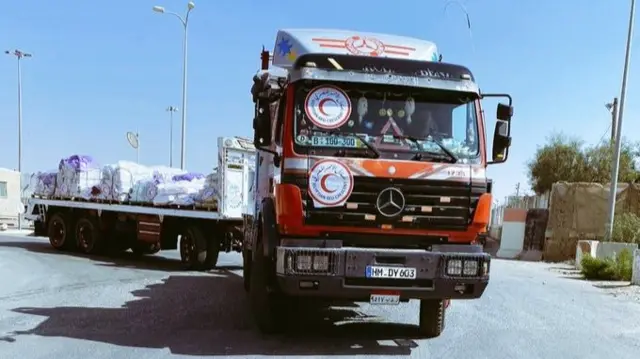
[443,0,476,58]
[598,123,612,144]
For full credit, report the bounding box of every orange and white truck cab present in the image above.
[242,28,513,336]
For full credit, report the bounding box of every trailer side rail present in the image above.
[28,198,221,220]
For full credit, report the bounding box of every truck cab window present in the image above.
[293,83,480,161]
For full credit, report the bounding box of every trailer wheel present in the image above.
[180,225,219,271]
[47,212,75,251]
[418,299,447,338]
[249,239,287,334]
[75,217,105,255]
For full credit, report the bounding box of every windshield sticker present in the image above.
[308,159,354,208]
[304,85,352,129]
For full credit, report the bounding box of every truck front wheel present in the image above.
[249,242,287,334]
[47,212,75,251]
[242,249,251,292]
[418,299,447,338]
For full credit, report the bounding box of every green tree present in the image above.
[582,139,639,183]
[527,133,640,195]
[527,134,587,194]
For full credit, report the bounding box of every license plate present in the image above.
[370,293,400,305]
[365,266,417,279]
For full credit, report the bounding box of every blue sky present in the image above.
[0,0,637,202]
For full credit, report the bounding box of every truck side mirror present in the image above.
[491,120,510,163]
[480,94,513,164]
[253,102,272,148]
[496,103,513,121]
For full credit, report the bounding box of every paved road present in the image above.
[1,233,639,359]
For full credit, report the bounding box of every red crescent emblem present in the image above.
[318,98,337,117]
[307,159,354,207]
[304,85,352,129]
[320,173,337,193]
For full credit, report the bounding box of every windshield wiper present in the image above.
[314,130,381,158]
[392,134,458,163]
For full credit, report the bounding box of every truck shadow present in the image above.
[11,272,423,356]
[0,239,241,272]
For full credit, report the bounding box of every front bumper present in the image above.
[275,243,490,301]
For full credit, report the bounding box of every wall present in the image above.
[0,168,23,228]
[544,182,637,262]
[496,208,528,258]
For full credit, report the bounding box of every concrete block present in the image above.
[595,242,638,261]
[632,249,640,286]
[575,240,599,270]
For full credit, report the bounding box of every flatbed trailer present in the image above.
[24,136,256,271]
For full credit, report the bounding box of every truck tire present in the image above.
[180,225,219,271]
[75,217,105,255]
[418,299,447,338]
[47,212,75,251]
[249,236,286,334]
[243,249,252,292]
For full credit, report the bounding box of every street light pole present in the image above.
[166,106,178,167]
[153,1,195,170]
[4,50,32,174]
[605,0,636,240]
[5,49,32,231]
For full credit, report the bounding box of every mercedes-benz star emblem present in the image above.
[376,187,406,217]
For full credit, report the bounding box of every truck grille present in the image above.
[282,174,487,230]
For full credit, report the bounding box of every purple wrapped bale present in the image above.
[172,173,205,182]
[54,154,102,199]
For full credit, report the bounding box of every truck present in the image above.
[242,29,513,336]
[24,136,256,270]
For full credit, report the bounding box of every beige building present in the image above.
[0,168,23,228]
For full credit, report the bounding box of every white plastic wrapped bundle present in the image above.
[194,171,219,207]
[130,166,193,205]
[150,166,187,183]
[54,155,102,199]
[98,161,187,201]
[153,177,206,206]
[130,179,159,203]
[29,170,58,197]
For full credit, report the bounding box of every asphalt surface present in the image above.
[1,232,639,359]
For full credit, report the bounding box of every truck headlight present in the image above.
[446,259,463,276]
[296,255,312,271]
[312,255,329,271]
[445,257,488,277]
[463,260,479,276]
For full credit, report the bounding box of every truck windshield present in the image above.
[293,82,480,161]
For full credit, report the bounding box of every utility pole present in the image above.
[606,0,636,240]
[515,182,521,197]
[5,49,32,231]
[606,97,619,142]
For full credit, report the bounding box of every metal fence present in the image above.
[490,192,550,228]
